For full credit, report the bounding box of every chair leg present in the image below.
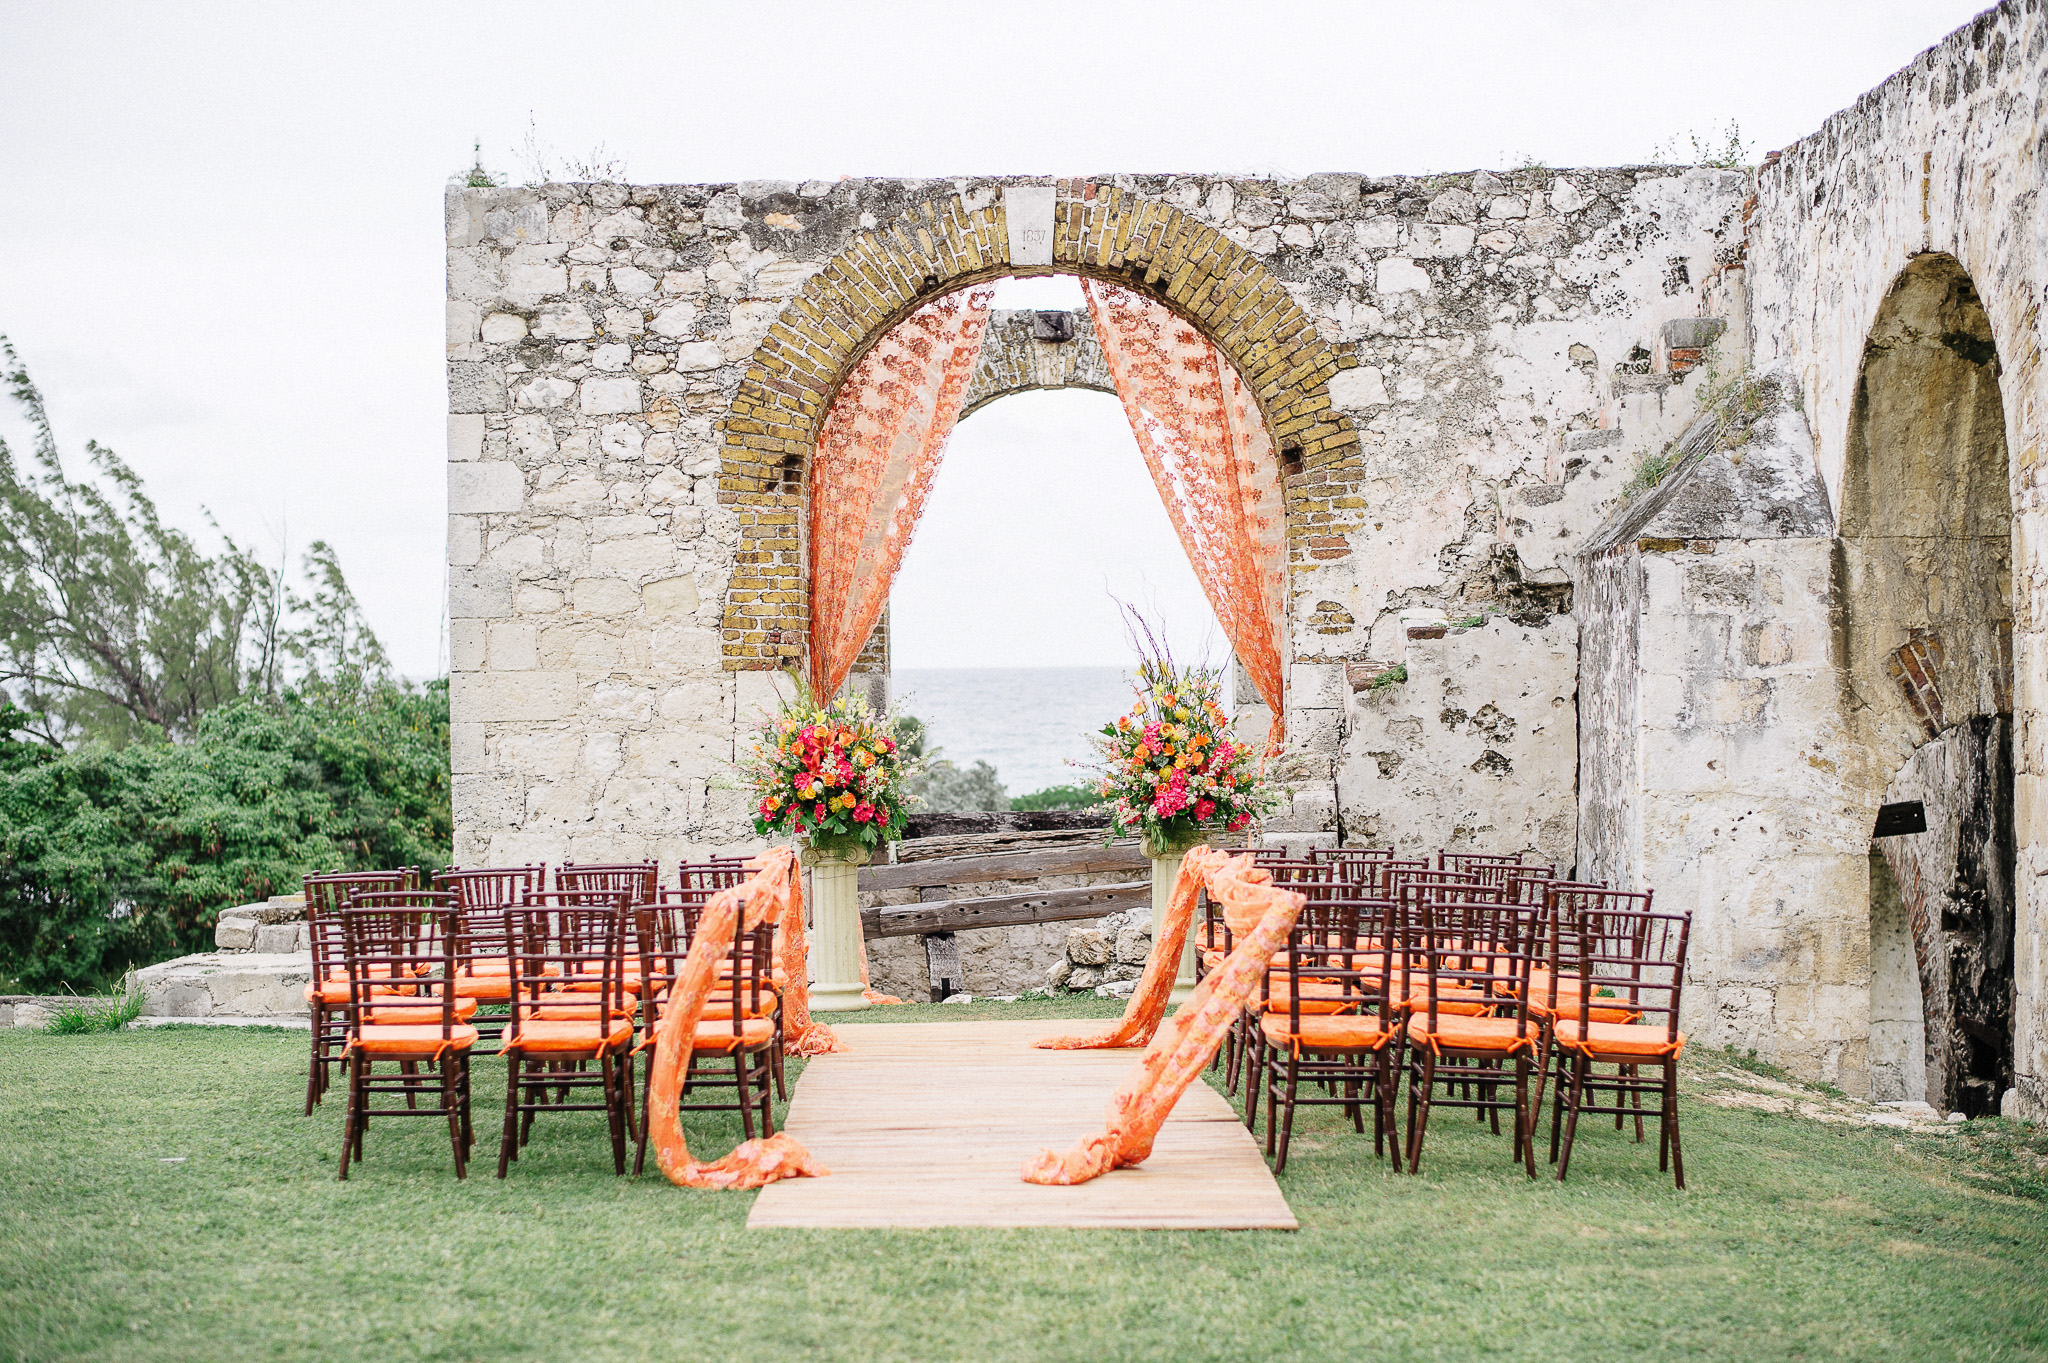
[1406,1051,1437,1174]
[602,1053,626,1175]
[759,1049,777,1137]
[305,1007,326,1116]
[1549,1056,1567,1164]
[1664,1058,1686,1189]
[1630,1063,1646,1142]
[626,1043,651,1170]
[1380,1048,1403,1172]
[497,1054,522,1178]
[443,1055,468,1179]
[337,1058,362,1180]
[1243,1030,1264,1132]
[1273,1052,1302,1172]
[1556,1054,1588,1182]
[734,1052,756,1142]
[1514,1057,1536,1178]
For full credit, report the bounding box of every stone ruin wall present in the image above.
[445,167,1745,879]
[1741,0,2048,1111]
[443,0,2048,1111]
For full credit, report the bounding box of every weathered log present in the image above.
[861,842,1145,892]
[861,881,1148,939]
[887,828,1112,863]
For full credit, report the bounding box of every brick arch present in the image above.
[716,183,1363,672]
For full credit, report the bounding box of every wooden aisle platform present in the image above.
[746,1019,1298,1230]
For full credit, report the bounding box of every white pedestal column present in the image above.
[804,848,870,1012]
[1149,853,1199,1006]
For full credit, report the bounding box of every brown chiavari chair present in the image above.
[335,892,475,1179]
[432,865,547,1043]
[1251,894,1404,1172]
[1535,890,1690,1185]
[497,900,635,1177]
[559,861,660,903]
[1439,850,1553,888]
[630,895,780,1174]
[678,860,750,896]
[1401,896,1544,1176]
[1545,897,1688,1183]
[301,869,416,1113]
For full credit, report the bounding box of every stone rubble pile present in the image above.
[1045,910,1153,1000]
[211,895,310,953]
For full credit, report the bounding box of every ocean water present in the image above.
[892,667,1142,797]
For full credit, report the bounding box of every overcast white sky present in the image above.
[0,1,1992,674]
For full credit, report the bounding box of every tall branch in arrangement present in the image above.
[806,285,994,701]
[1082,281,1288,745]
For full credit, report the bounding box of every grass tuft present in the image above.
[42,991,144,1035]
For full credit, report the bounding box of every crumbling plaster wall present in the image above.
[1745,0,2048,1115]
[444,167,1744,878]
[1577,379,1859,1087]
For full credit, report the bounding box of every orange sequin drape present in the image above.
[1021,849,1304,1185]
[806,286,996,700]
[647,848,830,1188]
[1083,280,1288,743]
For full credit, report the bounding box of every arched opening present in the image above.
[1840,253,2015,1114]
[883,275,1231,807]
[714,187,1361,685]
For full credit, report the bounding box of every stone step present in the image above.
[132,951,312,1023]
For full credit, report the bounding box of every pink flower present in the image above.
[1195,798,1216,820]
[1227,813,1251,832]
[853,802,876,823]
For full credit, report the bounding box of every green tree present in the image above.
[0,681,451,992]
[0,337,389,746]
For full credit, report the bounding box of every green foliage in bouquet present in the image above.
[740,682,917,854]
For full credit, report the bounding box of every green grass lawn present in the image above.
[3,1003,2045,1362]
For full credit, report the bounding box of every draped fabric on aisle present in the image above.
[1082,280,1289,745]
[647,848,831,1188]
[806,284,997,702]
[1021,849,1305,1185]
[1032,851,1204,1051]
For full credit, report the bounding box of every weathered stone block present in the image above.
[447,462,523,514]
[1065,927,1111,966]
[448,363,506,414]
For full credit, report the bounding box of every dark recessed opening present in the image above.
[1279,443,1304,479]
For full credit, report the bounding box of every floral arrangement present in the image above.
[740,686,915,854]
[1087,643,1276,857]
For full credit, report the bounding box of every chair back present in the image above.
[1546,892,1687,1048]
[433,865,546,964]
[559,862,660,903]
[678,860,750,895]
[1411,897,1541,1039]
[338,892,461,1037]
[1278,894,1396,1034]
[304,870,415,983]
[1441,850,1555,888]
[503,901,628,1034]
[1361,858,1432,899]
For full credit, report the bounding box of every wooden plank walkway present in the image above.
[747,1019,1297,1230]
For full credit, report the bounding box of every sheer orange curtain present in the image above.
[1082,280,1288,743]
[806,285,996,700]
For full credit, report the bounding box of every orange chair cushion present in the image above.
[1258,981,1358,1015]
[364,997,479,1024]
[502,1018,634,1053]
[351,1023,478,1055]
[452,975,512,1002]
[555,974,645,996]
[1394,984,1495,1017]
[1552,1022,1686,1058]
[1260,1013,1396,1052]
[686,1018,776,1052]
[1407,1013,1537,1055]
[531,1000,639,1021]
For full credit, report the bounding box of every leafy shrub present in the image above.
[1010,783,1102,812]
[0,681,450,992]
